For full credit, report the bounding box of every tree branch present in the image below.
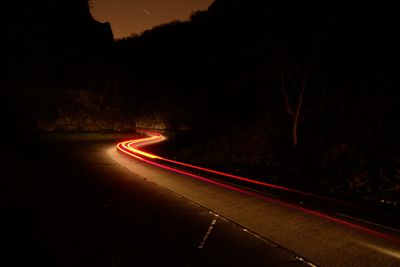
[295,64,311,118]
[281,72,294,116]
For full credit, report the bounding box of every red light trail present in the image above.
[116,130,400,244]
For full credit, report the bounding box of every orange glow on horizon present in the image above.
[91,0,214,39]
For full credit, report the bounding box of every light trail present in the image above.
[116,130,400,244]
[118,130,365,208]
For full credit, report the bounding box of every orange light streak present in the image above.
[116,130,400,244]
[118,130,357,206]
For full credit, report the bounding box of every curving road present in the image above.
[110,130,400,267]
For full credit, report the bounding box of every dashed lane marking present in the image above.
[198,218,217,249]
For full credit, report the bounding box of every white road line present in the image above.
[208,211,219,217]
[198,219,217,249]
[242,228,270,244]
[241,229,318,266]
[296,256,319,267]
[336,213,400,234]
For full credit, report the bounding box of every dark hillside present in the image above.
[116,0,400,204]
[2,1,136,132]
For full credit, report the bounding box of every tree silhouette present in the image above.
[281,63,312,147]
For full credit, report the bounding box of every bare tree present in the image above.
[281,63,312,147]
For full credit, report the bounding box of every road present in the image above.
[4,134,308,266]
[109,130,400,267]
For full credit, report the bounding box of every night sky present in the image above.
[91,0,214,39]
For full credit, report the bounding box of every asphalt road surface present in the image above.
[3,135,308,267]
[109,132,400,267]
